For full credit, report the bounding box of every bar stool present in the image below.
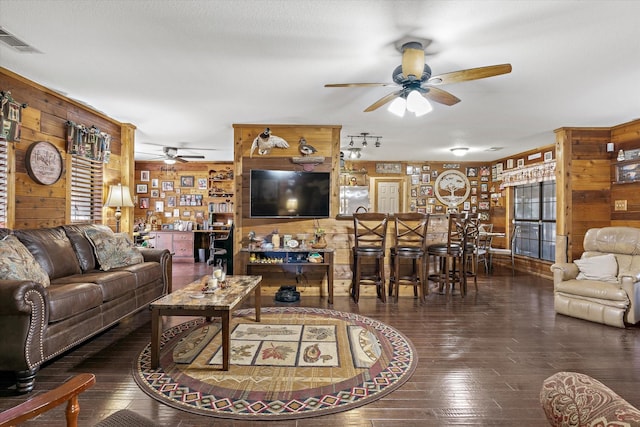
[389,212,430,302]
[463,213,480,293]
[207,225,231,272]
[427,213,467,296]
[351,213,389,303]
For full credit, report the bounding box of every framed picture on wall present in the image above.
[136,184,148,194]
[544,151,553,162]
[140,170,150,181]
[150,189,159,198]
[507,159,514,169]
[154,201,164,212]
[162,181,174,191]
[152,178,159,188]
[517,158,525,168]
[180,176,195,187]
[139,198,149,209]
[198,178,207,190]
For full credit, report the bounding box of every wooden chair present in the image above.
[388,213,430,302]
[427,213,467,296]
[0,373,156,427]
[462,213,481,293]
[477,223,494,274]
[489,224,521,275]
[351,213,389,303]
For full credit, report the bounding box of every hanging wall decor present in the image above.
[65,120,112,163]
[0,91,27,142]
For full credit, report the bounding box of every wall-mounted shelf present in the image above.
[614,158,640,184]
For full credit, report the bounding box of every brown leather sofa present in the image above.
[551,227,640,328]
[0,224,171,393]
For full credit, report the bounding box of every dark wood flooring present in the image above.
[2,263,640,426]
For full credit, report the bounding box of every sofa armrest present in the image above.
[541,371,640,426]
[0,280,49,371]
[620,270,640,282]
[550,263,579,285]
[139,248,172,293]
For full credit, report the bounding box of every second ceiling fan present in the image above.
[325,40,512,116]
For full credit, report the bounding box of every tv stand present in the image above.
[239,247,334,304]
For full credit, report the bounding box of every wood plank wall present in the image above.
[0,67,130,230]
[610,120,640,228]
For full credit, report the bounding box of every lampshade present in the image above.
[388,90,432,117]
[406,90,432,116]
[105,183,134,208]
[387,97,406,117]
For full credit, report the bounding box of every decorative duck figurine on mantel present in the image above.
[298,137,318,156]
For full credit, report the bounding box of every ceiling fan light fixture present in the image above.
[164,158,177,164]
[406,90,432,116]
[450,147,469,157]
[388,97,406,117]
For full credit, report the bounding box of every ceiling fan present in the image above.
[139,146,206,163]
[325,40,512,115]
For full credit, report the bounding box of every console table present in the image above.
[239,247,334,304]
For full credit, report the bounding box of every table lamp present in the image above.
[105,183,135,233]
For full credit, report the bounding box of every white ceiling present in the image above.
[1,0,639,163]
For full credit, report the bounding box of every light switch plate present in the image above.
[614,200,627,211]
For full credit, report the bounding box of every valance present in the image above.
[499,161,556,188]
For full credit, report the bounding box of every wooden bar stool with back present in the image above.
[388,212,430,302]
[427,212,468,296]
[351,213,389,303]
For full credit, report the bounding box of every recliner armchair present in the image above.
[551,227,640,328]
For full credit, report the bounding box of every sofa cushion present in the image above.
[62,224,111,272]
[0,235,51,287]
[541,371,640,427]
[555,278,629,302]
[13,227,82,280]
[51,271,136,302]
[46,283,103,323]
[114,262,162,288]
[574,253,618,283]
[84,228,144,271]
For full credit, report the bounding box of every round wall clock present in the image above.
[25,141,64,185]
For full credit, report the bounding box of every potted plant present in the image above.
[313,227,327,248]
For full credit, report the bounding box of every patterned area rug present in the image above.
[133,306,417,420]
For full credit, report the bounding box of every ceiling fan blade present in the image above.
[423,87,461,106]
[174,157,188,163]
[325,83,392,88]
[401,44,425,79]
[177,155,205,159]
[427,64,512,85]
[364,90,402,112]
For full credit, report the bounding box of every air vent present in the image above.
[0,27,41,53]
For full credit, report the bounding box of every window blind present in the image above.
[71,155,103,223]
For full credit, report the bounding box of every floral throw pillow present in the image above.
[85,228,144,271]
[0,235,50,287]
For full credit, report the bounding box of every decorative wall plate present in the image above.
[25,141,63,185]
[287,239,299,248]
[434,169,470,208]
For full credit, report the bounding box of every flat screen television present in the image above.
[250,169,330,218]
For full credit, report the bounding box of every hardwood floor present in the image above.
[2,263,640,426]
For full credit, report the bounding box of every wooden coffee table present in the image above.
[150,275,262,370]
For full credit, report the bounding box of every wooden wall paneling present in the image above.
[233,123,342,296]
[1,67,130,231]
[611,120,640,145]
